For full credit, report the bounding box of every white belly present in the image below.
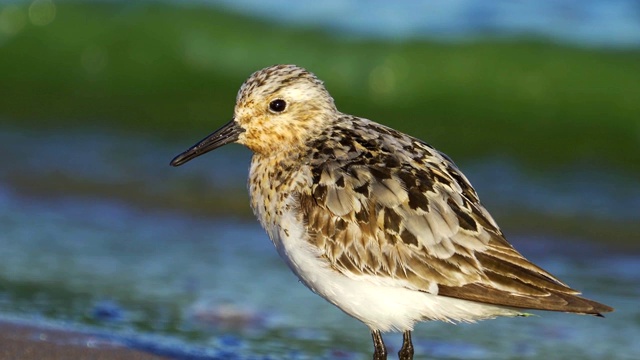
[267,203,522,332]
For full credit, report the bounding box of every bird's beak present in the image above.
[170,119,245,167]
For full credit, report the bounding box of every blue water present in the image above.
[2,0,638,48]
[0,126,639,358]
[2,186,639,359]
[206,0,640,48]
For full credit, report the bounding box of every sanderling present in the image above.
[171,64,613,360]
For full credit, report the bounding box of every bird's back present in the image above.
[266,114,614,316]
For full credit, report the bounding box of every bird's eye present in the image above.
[269,99,287,113]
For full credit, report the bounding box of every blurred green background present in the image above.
[1,1,639,168]
[1,0,639,245]
[1,1,639,358]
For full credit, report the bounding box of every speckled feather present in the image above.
[172,64,612,335]
[236,65,611,318]
[298,117,605,312]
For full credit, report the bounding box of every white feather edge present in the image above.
[268,194,524,332]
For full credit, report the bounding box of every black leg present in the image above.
[371,330,387,360]
[398,331,414,360]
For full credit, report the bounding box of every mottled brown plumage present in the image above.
[298,116,610,315]
[171,64,613,360]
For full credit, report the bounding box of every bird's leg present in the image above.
[398,331,414,360]
[371,330,387,360]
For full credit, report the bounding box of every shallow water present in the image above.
[211,0,640,48]
[64,0,640,48]
[0,126,639,359]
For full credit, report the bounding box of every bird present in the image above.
[170,64,613,359]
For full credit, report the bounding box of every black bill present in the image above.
[170,119,245,167]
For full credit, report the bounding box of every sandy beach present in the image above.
[0,320,170,360]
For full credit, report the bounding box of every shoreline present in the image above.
[0,319,171,360]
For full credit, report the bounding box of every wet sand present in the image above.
[0,320,171,360]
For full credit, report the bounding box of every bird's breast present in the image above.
[248,154,310,242]
[248,154,330,289]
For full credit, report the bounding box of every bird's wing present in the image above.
[298,123,611,315]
